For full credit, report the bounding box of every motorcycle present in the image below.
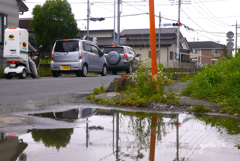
[3,28,42,79]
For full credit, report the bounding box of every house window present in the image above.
[193,50,198,54]
[170,51,173,60]
[212,49,218,54]
[0,13,7,44]
[212,59,218,65]
[148,51,151,58]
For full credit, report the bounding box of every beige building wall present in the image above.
[132,44,179,68]
[88,31,112,38]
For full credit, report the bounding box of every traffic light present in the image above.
[98,17,105,21]
[172,23,182,26]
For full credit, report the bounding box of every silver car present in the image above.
[103,46,141,75]
[51,39,107,77]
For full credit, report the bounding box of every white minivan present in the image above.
[50,39,107,77]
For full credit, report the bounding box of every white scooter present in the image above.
[3,28,41,79]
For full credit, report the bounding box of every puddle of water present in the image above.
[0,108,240,161]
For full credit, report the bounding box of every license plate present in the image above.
[10,64,16,68]
[62,65,70,70]
[11,51,16,55]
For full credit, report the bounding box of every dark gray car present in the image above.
[51,39,107,77]
[103,46,141,75]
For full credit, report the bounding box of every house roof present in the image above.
[76,29,115,38]
[120,28,178,36]
[76,28,188,48]
[189,41,225,49]
[88,37,177,47]
[16,0,29,12]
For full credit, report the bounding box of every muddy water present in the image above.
[0,108,240,161]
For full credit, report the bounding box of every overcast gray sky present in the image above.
[21,0,240,47]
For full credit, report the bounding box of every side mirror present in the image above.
[136,53,141,57]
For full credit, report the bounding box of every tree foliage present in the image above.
[30,0,79,50]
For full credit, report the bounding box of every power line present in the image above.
[197,0,230,26]
[76,13,148,21]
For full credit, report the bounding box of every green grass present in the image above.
[182,54,240,114]
[0,68,5,78]
[40,59,51,64]
[188,104,212,113]
[38,67,52,76]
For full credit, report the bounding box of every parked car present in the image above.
[50,39,107,77]
[102,46,141,75]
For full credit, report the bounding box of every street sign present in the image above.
[226,31,234,49]
[227,31,234,38]
[163,23,172,27]
[227,41,234,48]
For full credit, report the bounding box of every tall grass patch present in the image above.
[182,55,240,108]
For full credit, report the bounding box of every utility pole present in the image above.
[158,12,161,64]
[232,21,240,54]
[87,0,90,40]
[177,0,181,68]
[113,0,116,46]
[117,0,121,45]
[236,21,237,54]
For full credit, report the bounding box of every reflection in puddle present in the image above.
[0,133,28,161]
[1,108,240,161]
[29,107,98,122]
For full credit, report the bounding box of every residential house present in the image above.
[76,28,193,68]
[19,17,32,30]
[189,41,227,65]
[0,0,28,68]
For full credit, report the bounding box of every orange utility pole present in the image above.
[149,1,158,161]
[149,0,158,78]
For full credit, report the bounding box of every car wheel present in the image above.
[80,64,88,77]
[126,63,132,74]
[52,71,59,77]
[112,70,118,75]
[18,68,27,79]
[5,74,13,79]
[101,65,107,76]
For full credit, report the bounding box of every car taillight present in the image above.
[7,61,20,64]
[9,134,16,137]
[79,51,82,59]
[124,53,127,58]
[51,52,54,60]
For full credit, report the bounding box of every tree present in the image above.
[30,0,79,50]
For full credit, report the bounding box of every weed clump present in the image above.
[87,59,179,107]
[189,104,212,113]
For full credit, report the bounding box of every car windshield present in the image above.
[55,41,79,52]
[103,47,124,54]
